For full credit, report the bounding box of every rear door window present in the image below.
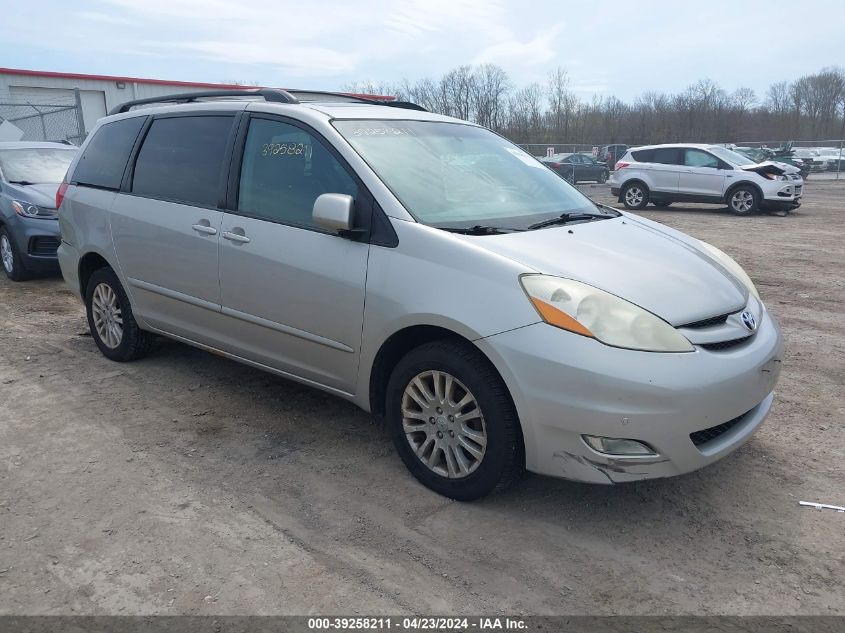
[131,115,234,207]
[653,148,682,165]
[72,117,146,190]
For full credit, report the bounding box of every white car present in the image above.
[610,144,803,215]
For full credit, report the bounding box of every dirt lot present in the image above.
[1,181,843,616]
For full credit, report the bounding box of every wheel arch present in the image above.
[78,251,114,297]
[724,180,764,204]
[618,178,649,201]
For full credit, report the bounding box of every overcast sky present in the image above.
[5,0,844,101]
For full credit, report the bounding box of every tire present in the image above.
[727,185,759,216]
[653,201,671,208]
[386,339,523,501]
[0,226,30,282]
[621,182,649,210]
[564,170,575,184]
[85,267,151,362]
[597,171,608,184]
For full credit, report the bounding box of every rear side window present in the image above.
[653,148,682,165]
[132,116,234,207]
[72,117,146,189]
[631,149,654,162]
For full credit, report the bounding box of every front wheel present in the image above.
[386,340,523,501]
[622,182,649,210]
[728,186,759,215]
[85,267,151,362]
[0,227,30,281]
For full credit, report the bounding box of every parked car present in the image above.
[0,141,77,280]
[732,146,811,180]
[540,152,609,183]
[792,148,830,173]
[57,90,783,500]
[611,143,803,215]
[597,144,629,169]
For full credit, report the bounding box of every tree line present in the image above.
[343,65,845,146]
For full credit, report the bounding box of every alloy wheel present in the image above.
[731,190,755,213]
[625,186,644,206]
[91,282,124,349]
[0,235,13,274]
[401,370,487,478]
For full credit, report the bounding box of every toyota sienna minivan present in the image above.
[57,89,783,500]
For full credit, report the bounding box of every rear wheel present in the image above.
[85,267,151,362]
[386,339,523,501]
[622,182,649,210]
[564,170,575,184]
[727,186,759,215]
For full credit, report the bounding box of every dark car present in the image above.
[0,142,77,280]
[540,153,609,184]
[597,144,629,170]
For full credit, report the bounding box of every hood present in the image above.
[4,182,60,209]
[468,215,747,326]
[741,160,800,176]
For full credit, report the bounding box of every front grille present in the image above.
[690,410,750,447]
[699,336,752,351]
[29,237,60,256]
[680,312,732,329]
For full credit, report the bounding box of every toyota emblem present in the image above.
[741,310,757,332]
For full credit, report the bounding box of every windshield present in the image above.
[709,146,755,167]
[332,120,598,230]
[0,148,76,184]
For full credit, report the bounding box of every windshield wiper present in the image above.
[8,180,35,185]
[526,212,613,231]
[434,224,521,235]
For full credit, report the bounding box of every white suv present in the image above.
[610,144,803,215]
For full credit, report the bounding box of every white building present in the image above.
[0,67,248,143]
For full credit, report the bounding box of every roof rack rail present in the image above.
[108,88,298,115]
[108,87,429,115]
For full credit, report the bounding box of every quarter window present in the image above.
[237,118,357,228]
[132,116,234,207]
[73,117,146,190]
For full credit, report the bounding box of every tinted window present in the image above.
[653,148,682,165]
[238,118,357,228]
[132,116,233,207]
[685,149,719,168]
[631,149,654,162]
[73,117,145,189]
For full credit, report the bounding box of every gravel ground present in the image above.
[0,181,843,616]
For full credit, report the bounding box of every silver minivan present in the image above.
[57,89,783,500]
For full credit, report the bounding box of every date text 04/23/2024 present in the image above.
[307,617,527,630]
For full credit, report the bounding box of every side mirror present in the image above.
[313,193,355,233]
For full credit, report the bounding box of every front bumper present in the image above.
[7,215,61,271]
[762,181,802,210]
[476,310,783,484]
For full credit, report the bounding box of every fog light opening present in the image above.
[582,435,657,456]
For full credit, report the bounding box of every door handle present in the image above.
[191,223,218,235]
[222,230,251,244]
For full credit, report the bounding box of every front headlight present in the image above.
[697,241,759,300]
[11,200,56,219]
[519,275,694,353]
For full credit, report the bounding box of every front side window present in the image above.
[332,119,597,230]
[132,116,234,207]
[0,148,76,184]
[238,118,357,228]
[685,149,720,169]
[709,146,755,167]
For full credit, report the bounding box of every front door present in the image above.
[218,115,369,393]
[679,149,726,197]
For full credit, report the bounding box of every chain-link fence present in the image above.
[0,89,86,145]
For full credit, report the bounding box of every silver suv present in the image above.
[57,90,783,499]
[610,143,803,215]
